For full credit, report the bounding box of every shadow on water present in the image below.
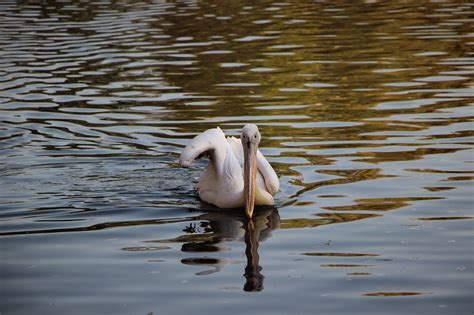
[157,204,381,292]
[243,219,264,292]
[174,207,280,292]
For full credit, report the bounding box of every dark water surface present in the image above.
[1,0,473,314]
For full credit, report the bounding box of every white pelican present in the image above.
[179,124,279,218]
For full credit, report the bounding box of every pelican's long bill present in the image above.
[243,140,258,218]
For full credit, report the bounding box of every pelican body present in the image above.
[179,124,279,218]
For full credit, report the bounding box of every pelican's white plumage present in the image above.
[180,125,279,216]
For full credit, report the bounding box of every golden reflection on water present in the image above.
[364,292,427,297]
[280,213,380,229]
[323,196,444,212]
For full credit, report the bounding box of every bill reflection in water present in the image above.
[180,208,280,292]
[243,219,264,292]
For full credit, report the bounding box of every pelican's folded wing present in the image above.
[179,127,227,169]
[256,150,279,196]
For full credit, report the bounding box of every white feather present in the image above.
[179,127,279,208]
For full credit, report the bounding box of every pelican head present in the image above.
[241,124,261,219]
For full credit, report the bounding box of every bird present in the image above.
[179,124,279,218]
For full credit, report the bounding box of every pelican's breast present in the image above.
[254,173,274,206]
[227,135,275,206]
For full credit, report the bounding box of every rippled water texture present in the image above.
[1,1,473,314]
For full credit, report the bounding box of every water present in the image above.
[1,0,473,314]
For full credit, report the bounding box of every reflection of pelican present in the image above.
[243,219,263,292]
[180,124,279,218]
[179,208,280,292]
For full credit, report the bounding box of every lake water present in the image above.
[1,1,473,314]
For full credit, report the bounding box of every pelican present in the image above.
[179,124,279,218]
